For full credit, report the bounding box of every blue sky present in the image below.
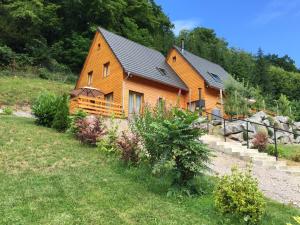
[155,0,300,67]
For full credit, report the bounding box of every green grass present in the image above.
[0,76,73,106]
[279,144,300,162]
[0,116,299,225]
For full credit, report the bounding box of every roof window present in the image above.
[209,72,222,83]
[157,67,167,76]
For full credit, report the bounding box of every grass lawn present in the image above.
[0,116,299,225]
[0,76,73,107]
[279,144,300,163]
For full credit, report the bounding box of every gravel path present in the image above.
[0,109,34,118]
[210,151,300,208]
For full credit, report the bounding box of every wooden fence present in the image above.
[70,95,123,118]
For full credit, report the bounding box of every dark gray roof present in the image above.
[174,46,230,90]
[98,27,188,90]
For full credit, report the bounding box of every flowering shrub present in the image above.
[252,131,268,152]
[117,131,140,165]
[214,167,265,224]
[75,116,106,146]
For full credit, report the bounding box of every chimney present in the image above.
[181,38,184,53]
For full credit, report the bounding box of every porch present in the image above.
[70,95,123,118]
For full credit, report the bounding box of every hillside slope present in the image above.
[0,116,298,225]
[0,76,73,107]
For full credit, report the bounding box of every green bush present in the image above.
[98,116,119,153]
[214,167,266,224]
[133,106,211,190]
[68,109,87,135]
[31,92,59,127]
[52,94,70,132]
[266,145,283,157]
[2,107,13,115]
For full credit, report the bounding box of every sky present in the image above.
[155,0,300,67]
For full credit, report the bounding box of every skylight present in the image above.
[157,67,167,76]
[209,72,222,83]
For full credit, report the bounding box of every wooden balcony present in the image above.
[70,95,123,118]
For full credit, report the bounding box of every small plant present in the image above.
[98,116,119,153]
[252,131,268,152]
[75,116,106,146]
[214,166,266,225]
[2,107,13,115]
[31,91,59,127]
[68,110,87,135]
[117,131,140,165]
[266,145,283,157]
[52,94,70,132]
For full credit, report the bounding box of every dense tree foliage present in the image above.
[0,0,174,72]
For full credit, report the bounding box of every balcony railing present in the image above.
[70,95,123,118]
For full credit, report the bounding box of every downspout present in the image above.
[122,72,131,113]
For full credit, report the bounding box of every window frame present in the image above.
[87,71,93,86]
[129,91,144,115]
[103,62,110,78]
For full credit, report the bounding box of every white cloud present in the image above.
[253,0,300,25]
[172,19,200,35]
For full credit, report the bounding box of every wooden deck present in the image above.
[70,95,123,118]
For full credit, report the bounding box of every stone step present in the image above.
[253,159,278,167]
[280,168,300,176]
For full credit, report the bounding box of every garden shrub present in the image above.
[52,94,70,132]
[252,131,268,152]
[32,92,59,127]
[75,116,106,146]
[266,145,283,157]
[98,116,119,153]
[117,131,140,165]
[2,107,13,115]
[214,167,266,225]
[133,106,211,189]
[132,103,171,164]
[68,109,87,135]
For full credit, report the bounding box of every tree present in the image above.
[253,48,272,93]
[264,54,298,72]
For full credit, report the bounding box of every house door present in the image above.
[129,91,143,114]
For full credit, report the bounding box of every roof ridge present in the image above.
[173,45,224,70]
[98,27,164,57]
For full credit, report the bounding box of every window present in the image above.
[172,56,176,62]
[158,97,164,108]
[104,92,113,108]
[87,71,93,86]
[157,67,167,76]
[104,92,113,102]
[97,43,101,50]
[129,91,144,114]
[103,62,110,77]
[208,72,222,83]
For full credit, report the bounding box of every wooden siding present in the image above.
[75,31,124,105]
[123,76,187,116]
[167,48,221,112]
